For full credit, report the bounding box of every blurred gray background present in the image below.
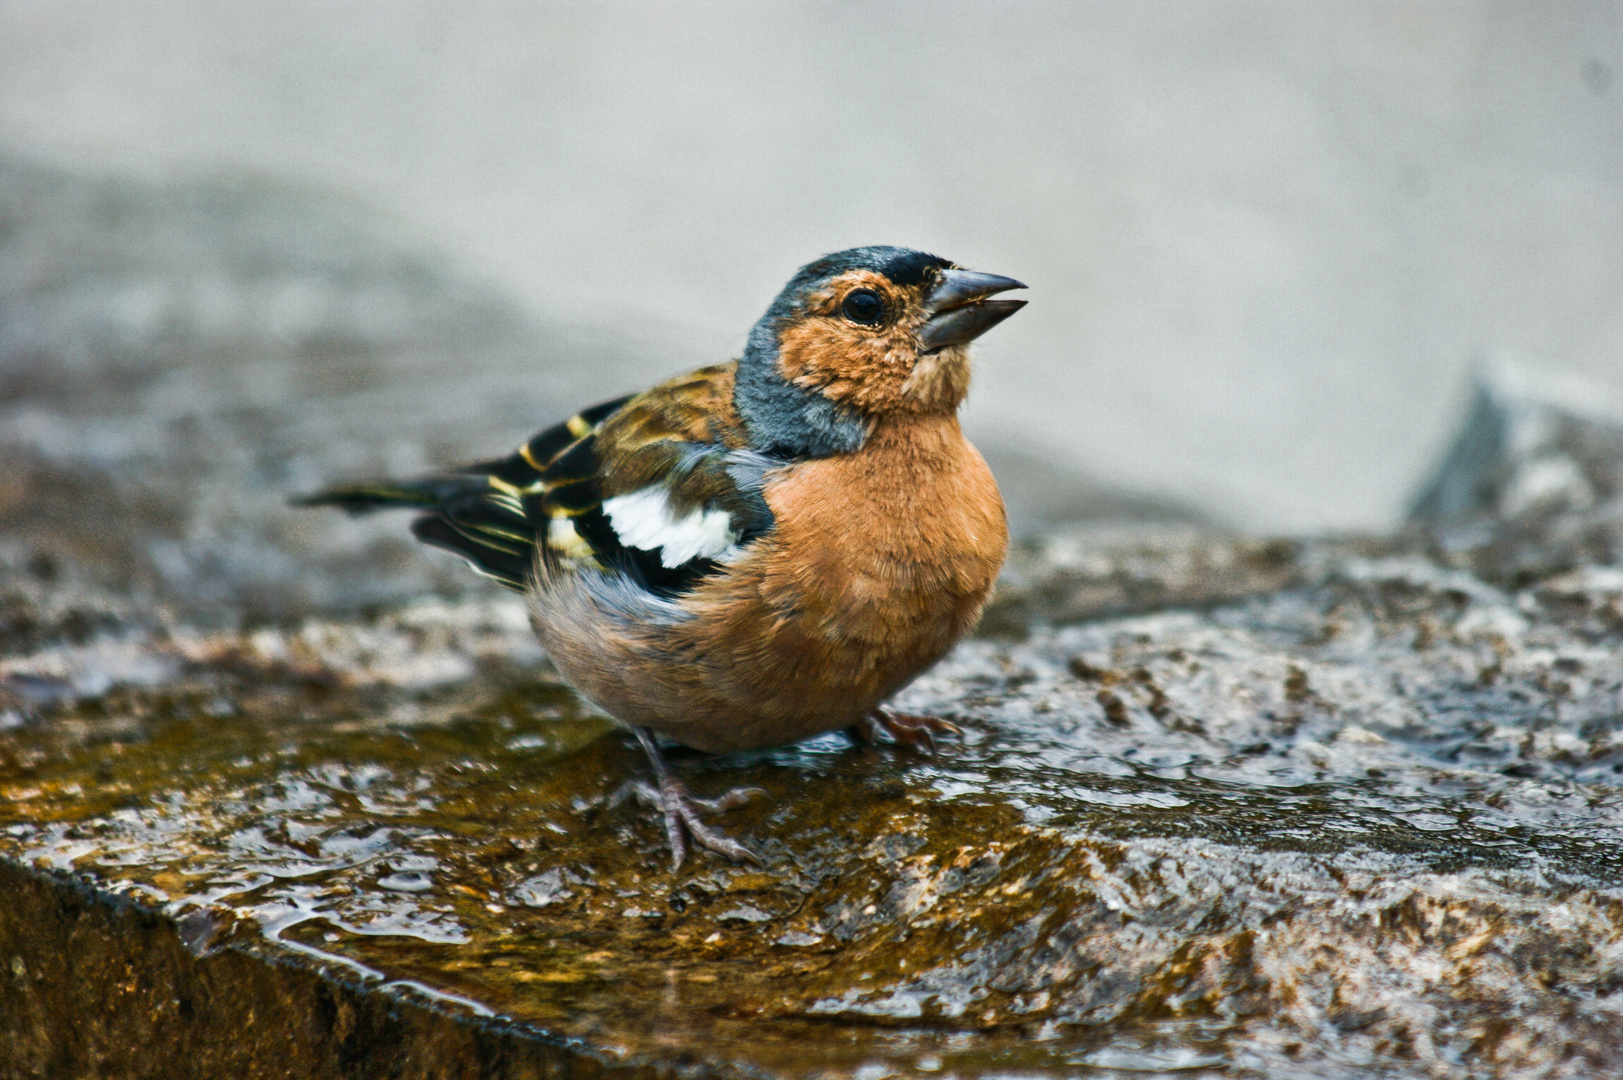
[1,1,1620,615]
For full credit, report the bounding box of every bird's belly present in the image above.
[529,418,1008,753]
[663,418,1009,750]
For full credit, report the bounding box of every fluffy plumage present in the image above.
[300,246,1026,867]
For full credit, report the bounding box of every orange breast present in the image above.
[671,413,1008,748]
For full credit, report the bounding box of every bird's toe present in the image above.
[658,776,763,869]
[865,708,963,755]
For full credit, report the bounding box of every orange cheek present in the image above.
[790,332,921,412]
[777,320,901,380]
[772,269,936,414]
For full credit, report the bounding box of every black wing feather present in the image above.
[297,383,778,600]
[296,396,634,592]
[410,514,532,590]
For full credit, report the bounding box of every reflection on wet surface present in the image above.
[4,553,1623,1077]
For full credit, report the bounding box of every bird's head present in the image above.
[735,246,1025,457]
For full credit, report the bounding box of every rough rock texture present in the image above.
[4,153,1623,1078]
[6,533,1623,1078]
[1411,356,1623,586]
[0,861,638,1080]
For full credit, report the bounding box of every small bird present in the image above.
[300,246,1024,868]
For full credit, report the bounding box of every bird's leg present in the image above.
[631,727,764,871]
[853,707,963,755]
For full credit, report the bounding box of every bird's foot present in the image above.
[624,778,764,871]
[627,727,763,870]
[852,707,962,754]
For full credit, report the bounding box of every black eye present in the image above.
[840,288,886,326]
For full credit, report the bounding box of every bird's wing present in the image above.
[298,362,778,598]
[538,362,778,598]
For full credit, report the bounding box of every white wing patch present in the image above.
[602,486,742,568]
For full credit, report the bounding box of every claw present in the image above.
[695,787,767,813]
[862,708,962,755]
[631,728,764,870]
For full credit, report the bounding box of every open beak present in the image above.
[919,268,1027,352]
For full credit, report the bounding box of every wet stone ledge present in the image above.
[4,535,1623,1078]
[0,861,634,1080]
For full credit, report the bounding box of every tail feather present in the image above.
[296,473,538,592]
[291,476,483,515]
[295,391,636,594]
